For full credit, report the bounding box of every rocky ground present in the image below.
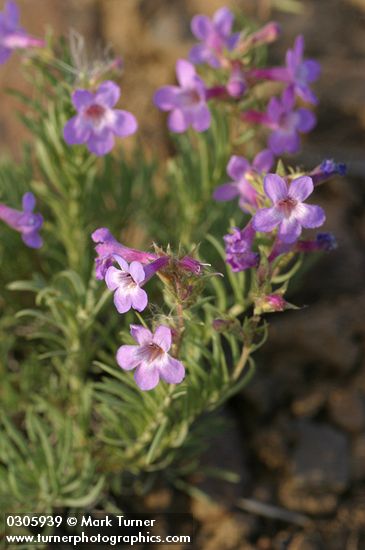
[1,1,364,548]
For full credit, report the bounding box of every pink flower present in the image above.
[116,324,185,391]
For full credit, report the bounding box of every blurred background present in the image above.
[1,1,365,548]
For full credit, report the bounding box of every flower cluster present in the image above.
[154,7,319,158]
[92,228,208,390]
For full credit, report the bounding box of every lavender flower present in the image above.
[269,232,337,261]
[224,223,259,272]
[253,174,325,243]
[154,59,211,133]
[189,7,240,68]
[0,1,44,65]
[213,150,274,212]
[0,192,43,248]
[116,324,185,391]
[245,87,316,155]
[92,228,157,280]
[249,35,320,104]
[105,256,148,314]
[63,80,137,156]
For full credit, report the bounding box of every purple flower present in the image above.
[92,228,157,280]
[214,150,274,212]
[310,159,347,186]
[249,35,320,105]
[116,324,185,391]
[63,80,137,156]
[226,61,247,98]
[245,87,316,155]
[0,192,43,248]
[253,173,325,243]
[224,222,259,272]
[0,1,44,65]
[269,232,337,261]
[105,256,148,314]
[189,7,240,68]
[154,59,211,133]
[284,35,321,104]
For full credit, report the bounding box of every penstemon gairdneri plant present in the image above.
[0,1,345,520]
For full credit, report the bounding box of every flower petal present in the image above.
[189,44,219,67]
[129,261,145,284]
[278,217,302,243]
[113,255,129,271]
[134,363,160,391]
[5,1,19,27]
[253,149,274,173]
[22,231,42,249]
[116,344,141,371]
[264,174,288,203]
[0,46,11,64]
[213,183,239,201]
[130,325,152,345]
[192,104,211,132]
[87,130,115,156]
[105,266,122,290]
[213,7,234,36]
[253,207,282,233]
[22,192,36,212]
[72,89,94,111]
[288,176,313,201]
[113,288,132,314]
[95,80,120,107]
[159,356,185,384]
[153,325,172,352]
[176,59,196,87]
[63,115,90,145]
[269,129,300,155]
[226,155,250,180]
[168,109,189,133]
[296,108,316,133]
[112,110,137,137]
[191,14,212,40]
[154,86,181,110]
[303,59,321,82]
[295,204,326,228]
[130,287,148,312]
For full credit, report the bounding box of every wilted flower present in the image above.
[189,7,240,68]
[154,59,211,133]
[244,87,316,155]
[0,192,43,248]
[63,80,137,156]
[0,0,44,65]
[253,174,325,243]
[213,150,274,212]
[224,222,259,272]
[116,324,185,391]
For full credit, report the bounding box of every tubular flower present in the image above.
[189,7,240,68]
[244,87,316,155]
[0,192,43,248]
[249,35,320,105]
[310,159,347,186]
[224,222,259,272]
[63,80,137,156]
[253,174,325,243]
[154,59,211,133]
[116,324,185,391]
[0,1,44,65]
[213,150,274,212]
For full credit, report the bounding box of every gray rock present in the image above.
[279,422,350,514]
